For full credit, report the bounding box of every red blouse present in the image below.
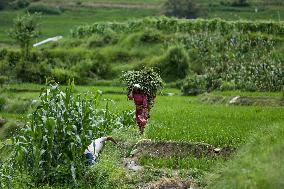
[128,93,148,108]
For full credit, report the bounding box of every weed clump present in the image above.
[27,4,63,15]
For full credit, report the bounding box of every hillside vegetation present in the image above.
[1,17,283,93]
[0,0,284,45]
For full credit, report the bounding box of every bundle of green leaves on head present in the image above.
[121,67,164,103]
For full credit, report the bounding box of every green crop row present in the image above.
[71,17,284,38]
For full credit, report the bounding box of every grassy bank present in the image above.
[205,122,284,189]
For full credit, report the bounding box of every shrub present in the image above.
[51,68,79,84]
[87,33,118,48]
[0,49,8,60]
[204,69,223,91]
[163,0,203,19]
[181,74,206,96]
[9,0,30,10]
[139,29,164,44]
[15,60,51,83]
[0,97,6,111]
[43,49,87,67]
[11,83,134,186]
[219,0,230,6]
[74,58,113,81]
[99,47,134,63]
[166,79,184,89]
[27,4,63,15]
[220,81,236,91]
[0,61,11,77]
[156,46,190,82]
[61,39,82,48]
[0,76,8,87]
[5,50,21,66]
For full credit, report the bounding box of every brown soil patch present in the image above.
[141,177,196,189]
[131,139,235,159]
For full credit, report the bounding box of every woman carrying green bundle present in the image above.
[128,84,155,134]
[122,68,163,134]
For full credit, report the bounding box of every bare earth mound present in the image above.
[131,139,235,159]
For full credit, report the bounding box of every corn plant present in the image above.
[0,141,14,189]
[71,17,284,38]
[10,81,134,186]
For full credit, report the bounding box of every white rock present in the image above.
[214,148,221,153]
[229,96,241,104]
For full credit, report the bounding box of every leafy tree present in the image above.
[163,0,202,19]
[9,13,40,60]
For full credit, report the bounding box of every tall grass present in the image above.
[206,122,284,189]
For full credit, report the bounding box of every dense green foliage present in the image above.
[50,17,284,93]
[10,0,30,10]
[0,83,134,187]
[27,4,63,15]
[155,46,190,81]
[71,17,284,38]
[181,74,206,95]
[121,67,164,100]
[1,17,282,92]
